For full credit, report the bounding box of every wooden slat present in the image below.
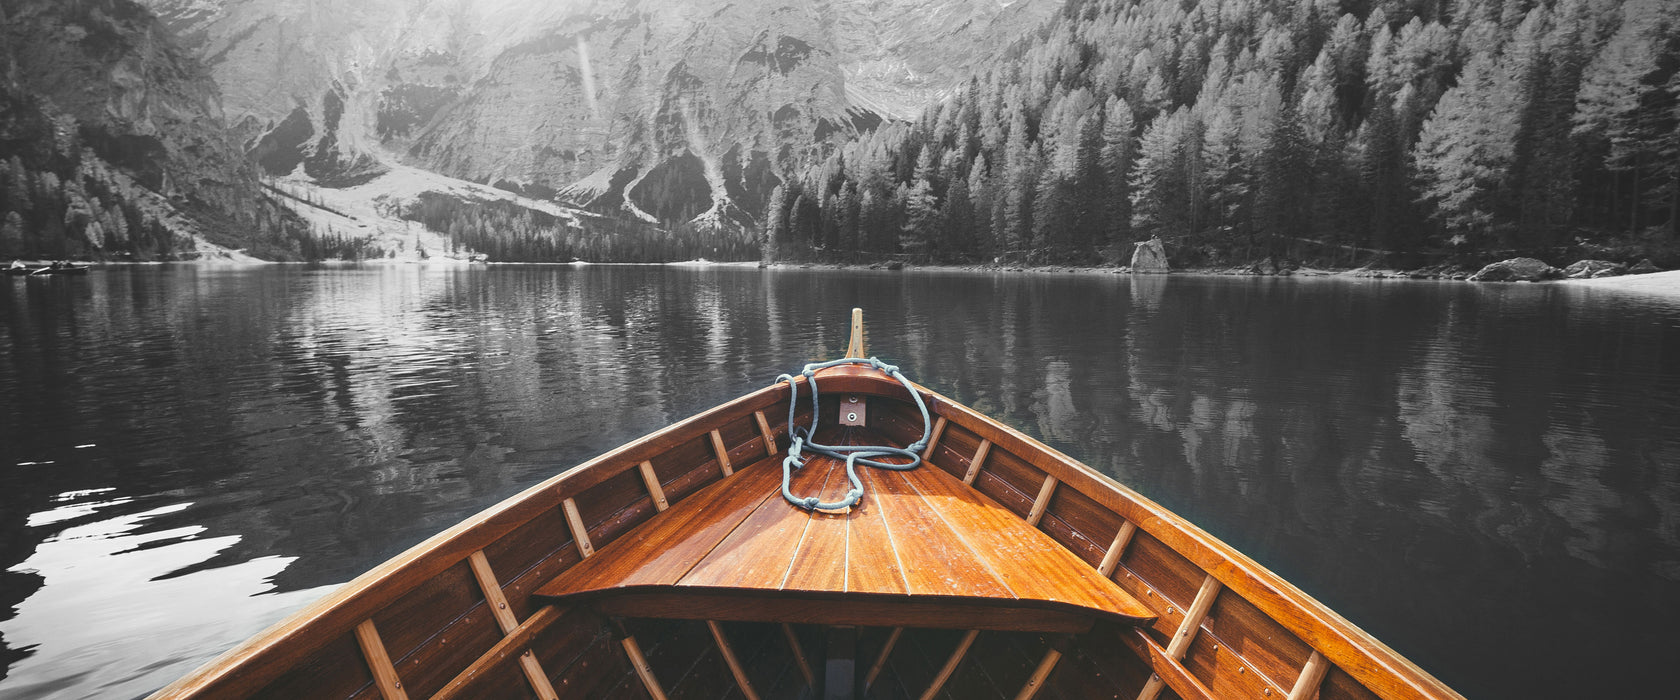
[1139,574,1224,700]
[621,636,667,700]
[864,627,903,690]
[781,453,855,592]
[845,466,911,595]
[679,458,830,590]
[899,466,1153,618]
[709,429,734,477]
[1168,575,1224,658]
[541,457,785,594]
[782,623,816,687]
[1014,649,1063,700]
[638,460,669,512]
[921,415,949,460]
[846,307,865,357]
[919,629,980,700]
[466,551,559,700]
[1118,627,1216,700]
[707,621,760,700]
[862,467,1011,599]
[1098,521,1138,578]
[963,438,991,485]
[1289,651,1331,700]
[430,605,566,700]
[562,498,594,559]
[1026,475,1058,527]
[353,620,409,700]
[754,411,778,456]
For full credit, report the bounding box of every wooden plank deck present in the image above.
[533,425,1155,633]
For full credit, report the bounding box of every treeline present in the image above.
[768,0,1679,267]
[0,87,375,262]
[399,192,760,262]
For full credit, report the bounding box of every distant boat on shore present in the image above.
[5,261,92,276]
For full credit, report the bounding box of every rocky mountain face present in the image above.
[137,0,1051,237]
[0,0,308,260]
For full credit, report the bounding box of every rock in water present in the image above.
[1468,257,1561,282]
[1131,237,1169,272]
[1562,260,1625,279]
[1628,259,1661,275]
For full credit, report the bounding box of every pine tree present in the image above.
[1131,108,1193,240]
[1099,97,1135,261]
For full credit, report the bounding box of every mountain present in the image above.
[0,0,319,260]
[136,0,1052,247]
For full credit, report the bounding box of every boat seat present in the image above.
[533,427,1156,634]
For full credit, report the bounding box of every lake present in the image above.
[2,264,1678,699]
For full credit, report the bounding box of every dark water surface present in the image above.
[2,265,1678,698]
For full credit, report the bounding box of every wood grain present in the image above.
[353,620,409,700]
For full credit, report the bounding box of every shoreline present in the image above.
[15,258,1680,296]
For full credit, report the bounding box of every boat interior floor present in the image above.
[534,424,1156,634]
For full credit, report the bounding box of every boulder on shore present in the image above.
[1628,258,1661,275]
[1468,257,1561,282]
[1562,260,1625,279]
[1131,237,1169,272]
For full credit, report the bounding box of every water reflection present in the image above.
[1,267,1678,699]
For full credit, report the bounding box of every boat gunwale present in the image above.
[147,378,808,699]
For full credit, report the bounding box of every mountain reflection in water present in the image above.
[1,265,1677,699]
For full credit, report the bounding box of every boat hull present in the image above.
[149,369,1462,700]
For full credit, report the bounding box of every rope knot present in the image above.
[774,355,934,513]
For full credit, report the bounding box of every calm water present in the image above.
[2,265,1678,699]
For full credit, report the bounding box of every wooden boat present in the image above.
[150,310,1462,700]
[6,262,91,275]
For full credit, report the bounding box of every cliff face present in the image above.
[0,0,303,260]
[135,0,1049,233]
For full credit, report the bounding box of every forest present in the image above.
[398,192,761,263]
[0,87,374,262]
[766,0,1680,269]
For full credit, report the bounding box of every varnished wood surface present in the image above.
[535,424,1155,630]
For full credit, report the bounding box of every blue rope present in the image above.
[774,357,932,512]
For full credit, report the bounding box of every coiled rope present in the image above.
[774,357,933,513]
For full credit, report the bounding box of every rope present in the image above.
[774,357,932,513]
